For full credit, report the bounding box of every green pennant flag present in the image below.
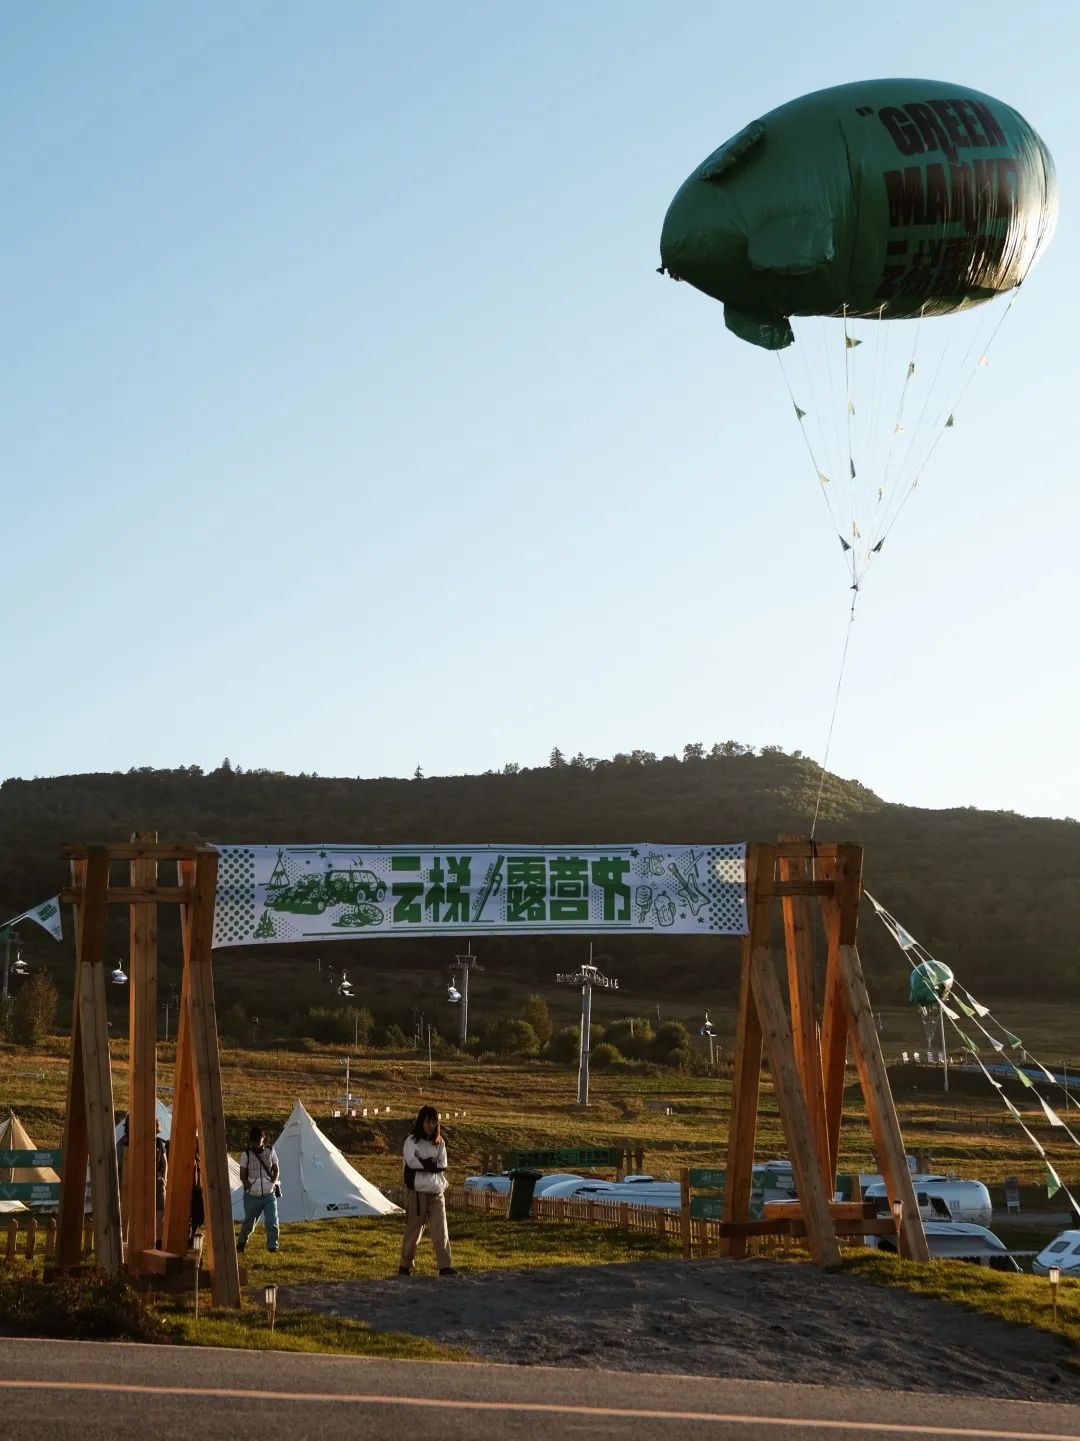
[956,999,975,1018]
[794,403,807,420]
[1004,1031,1022,1048]
[1013,1066,1034,1089]
[906,361,916,377]
[945,414,955,428]
[870,539,884,553]
[957,1031,980,1054]
[838,536,852,553]
[1047,1165,1062,1199]
[846,335,862,349]
[849,459,856,479]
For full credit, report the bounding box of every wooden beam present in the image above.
[837,941,930,1263]
[60,886,193,905]
[56,859,89,1269]
[133,1247,184,1276]
[721,843,768,1258]
[162,860,196,1259]
[817,847,860,1184]
[773,842,840,860]
[778,834,828,1184]
[186,850,241,1308]
[62,844,212,861]
[764,881,839,898]
[77,849,122,1273]
[763,1199,878,1221]
[749,936,841,1266]
[126,832,159,1271]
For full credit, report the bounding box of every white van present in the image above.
[540,1175,682,1210]
[861,1176,992,1228]
[1033,1229,1080,1276]
[463,1171,586,1197]
[868,1219,1019,1271]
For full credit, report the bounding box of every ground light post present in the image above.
[557,945,618,1107]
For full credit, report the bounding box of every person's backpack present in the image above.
[402,1161,415,1190]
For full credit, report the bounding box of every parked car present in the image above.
[463,1172,588,1197]
[1033,1229,1080,1276]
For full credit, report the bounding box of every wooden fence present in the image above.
[2,1215,96,1265]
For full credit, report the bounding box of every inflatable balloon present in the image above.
[908,959,954,1008]
[660,79,1057,349]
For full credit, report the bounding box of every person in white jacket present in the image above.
[399,1105,457,1276]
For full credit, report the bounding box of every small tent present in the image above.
[232,1100,401,1223]
[0,1112,60,1214]
[108,1100,244,1208]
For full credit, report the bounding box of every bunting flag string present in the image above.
[866,890,1080,1211]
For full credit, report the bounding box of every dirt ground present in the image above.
[282,1257,1080,1402]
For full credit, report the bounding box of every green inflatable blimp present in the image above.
[659,79,1057,349]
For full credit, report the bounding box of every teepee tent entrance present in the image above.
[241,1101,401,1223]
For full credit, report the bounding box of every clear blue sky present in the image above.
[3,2,1077,820]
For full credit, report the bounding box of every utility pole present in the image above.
[1,926,12,1004]
[557,943,618,1107]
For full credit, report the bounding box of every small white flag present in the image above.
[21,896,63,942]
[1041,1098,1065,1128]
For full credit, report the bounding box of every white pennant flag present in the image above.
[20,896,63,942]
[1040,1098,1065,1128]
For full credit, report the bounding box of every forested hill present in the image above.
[1,747,1077,999]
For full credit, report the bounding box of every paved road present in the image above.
[0,1338,1077,1440]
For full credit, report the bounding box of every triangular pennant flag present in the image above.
[1038,1064,1056,1084]
[941,1004,959,1020]
[818,471,830,485]
[906,361,916,377]
[1012,1065,1035,1089]
[1003,1095,1021,1117]
[957,1031,980,1054]
[852,522,861,538]
[956,999,975,1019]
[18,897,63,943]
[849,459,856,479]
[895,925,917,952]
[871,539,884,554]
[847,398,855,415]
[945,414,955,428]
[894,423,905,435]
[1041,1098,1065,1128]
[838,536,852,553]
[1004,1030,1022,1047]
[794,403,807,420]
[846,335,862,349]
[977,354,989,367]
[1047,1165,1062,1199]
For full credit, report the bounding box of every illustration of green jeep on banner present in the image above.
[267,867,386,914]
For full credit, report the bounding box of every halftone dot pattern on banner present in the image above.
[214,848,257,945]
[705,845,748,933]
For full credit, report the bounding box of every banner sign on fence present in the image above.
[0,1150,62,1170]
[212,843,748,947]
[0,1182,61,1204]
[504,1147,623,1171]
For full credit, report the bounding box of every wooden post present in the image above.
[837,942,929,1261]
[817,848,858,1185]
[56,862,89,1268]
[186,849,241,1308]
[680,1168,692,1259]
[127,831,159,1270]
[722,843,769,1258]
[749,936,840,1266]
[77,850,123,1273]
[162,859,196,1259]
[778,836,827,1173]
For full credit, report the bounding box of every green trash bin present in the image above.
[506,1169,541,1221]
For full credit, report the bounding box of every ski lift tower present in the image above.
[557,944,618,1106]
[450,942,483,1047]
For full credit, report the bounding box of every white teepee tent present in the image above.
[0,1112,59,1213]
[110,1100,244,1206]
[233,1100,401,1223]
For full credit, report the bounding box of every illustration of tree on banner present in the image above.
[254,911,277,939]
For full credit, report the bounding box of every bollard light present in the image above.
[264,1281,278,1333]
[192,1233,204,1320]
[1049,1265,1061,1324]
[891,1198,904,1226]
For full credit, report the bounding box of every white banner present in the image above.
[212,843,747,947]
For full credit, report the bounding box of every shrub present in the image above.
[651,1020,692,1065]
[0,1271,176,1342]
[520,994,553,1046]
[481,1019,540,1056]
[664,1044,694,1071]
[12,972,59,1049]
[546,1025,580,1063]
[589,1042,621,1069]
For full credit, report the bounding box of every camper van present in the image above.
[463,1172,588,1197]
[862,1177,992,1228]
[540,1175,682,1210]
[866,1219,1019,1270]
[1033,1229,1080,1276]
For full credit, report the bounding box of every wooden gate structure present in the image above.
[720,839,929,1263]
[48,830,924,1299]
[55,834,240,1307]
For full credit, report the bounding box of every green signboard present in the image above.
[504,1147,622,1171]
[689,1167,726,1189]
[690,1195,725,1220]
[0,1149,62,1169]
[0,1182,61,1204]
